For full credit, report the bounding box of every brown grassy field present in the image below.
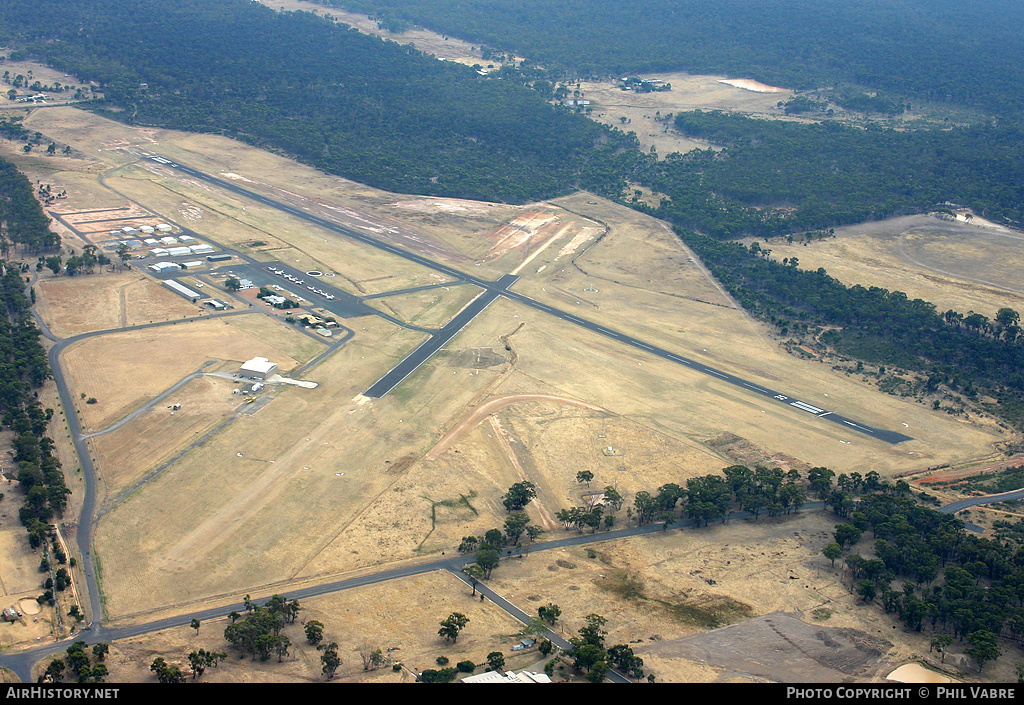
[0,105,1016,683]
[60,314,317,432]
[757,214,1024,319]
[33,270,202,337]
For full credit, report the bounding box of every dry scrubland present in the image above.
[757,214,1024,319]
[0,103,1012,683]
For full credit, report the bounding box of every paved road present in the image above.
[939,488,1024,514]
[147,155,912,444]
[0,507,704,682]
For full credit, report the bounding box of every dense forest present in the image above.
[0,156,67,549]
[0,140,59,254]
[322,0,1024,117]
[0,0,639,204]
[644,112,1024,236]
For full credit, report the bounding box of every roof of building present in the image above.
[164,279,202,299]
[461,670,552,683]
[240,357,277,373]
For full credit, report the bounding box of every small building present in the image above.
[179,260,204,270]
[190,244,215,254]
[462,670,551,684]
[149,262,181,273]
[144,238,160,246]
[177,234,195,243]
[150,248,169,257]
[167,246,192,257]
[263,295,286,306]
[156,224,173,232]
[206,253,232,262]
[205,299,229,311]
[121,226,137,234]
[160,236,179,245]
[239,357,277,381]
[164,279,203,300]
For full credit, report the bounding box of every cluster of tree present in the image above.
[256,286,297,309]
[0,116,30,141]
[0,157,59,254]
[644,111,1024,235]
[314,0,1024,118]
[184,649,228,680]
[41,642,109,683]
[563,613,645,682]
[300,614,355,679]
[621,466,809,529]
[818,492,1024,672]
[41,244,109,277]
[0,261,69,549]
[458,482,547,587]
[223,594,300,662]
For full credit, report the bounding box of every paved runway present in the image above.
[147,155,913,444]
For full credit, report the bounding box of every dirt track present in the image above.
[425,393,608,461]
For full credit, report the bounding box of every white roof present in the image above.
[164,279,202,299]
[462,670,551,684]
[240,357,277,373]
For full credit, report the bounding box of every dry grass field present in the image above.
[0,103,1017,683]
[60,314,317,432]
[757,214,1024,319]
[33,270,202,337]
[33,509,999,684]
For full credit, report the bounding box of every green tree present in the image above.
[538,603,561,625]
[503,511,530,545]
[475,548,500,579]
[304,619,324,647]
[966,630,1001,672]
[834,524,862,549]
[438,612,469,643]
[486,651,505,671]
[823,542,842,567]
[576,470,594,487]
[502,481,536,512]
[320,642,341,680]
